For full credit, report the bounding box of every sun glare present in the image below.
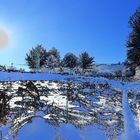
[0,29,9,48]
[0,22,14,49]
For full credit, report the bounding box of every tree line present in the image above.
[26,5,140,74]
[25,45,94,72]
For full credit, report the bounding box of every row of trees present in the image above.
[25,45,94,72]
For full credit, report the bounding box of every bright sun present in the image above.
[0,29,9,48]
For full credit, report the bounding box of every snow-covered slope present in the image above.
[95,64,125,73]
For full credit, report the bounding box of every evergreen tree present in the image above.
[47,54,59,73]
[47,47,60,62]
[46,47,60,69]
[79,51,94,70]
[62,53,78,69]
[25,45,47,71]
[126,6,140,70]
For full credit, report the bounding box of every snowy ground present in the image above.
[0,72,81,81]
[0,72,140,140]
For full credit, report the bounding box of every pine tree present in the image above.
[47,47,60,62]
[126,6,140,70]
[47,55,59,73]
[46,47,60,70]
[79,51,94,70]
[25,45,47,72]
[62,53,78,69]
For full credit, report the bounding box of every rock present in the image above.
[134,67,140,80]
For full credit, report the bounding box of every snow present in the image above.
[45,94,77,109]
[9,97,22,108]
[119,84,140,140]
[0,71,139,93]
[0,72,81,81]
[0,72,140,139]
[16,119,107,140]
[137,110,140,131]
[95,64,125,73]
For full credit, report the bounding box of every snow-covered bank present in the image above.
[0,72,140,93]
[120,84,140,140]
[0,72,81,81]
[0,71,124,91]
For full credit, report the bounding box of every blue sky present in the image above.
[0,0,140,68]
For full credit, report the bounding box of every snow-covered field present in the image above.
[0,72,81,81]
[0,72,140,140]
